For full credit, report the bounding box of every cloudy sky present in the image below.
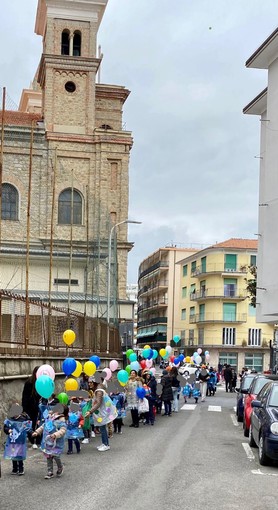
[1,0,277,283]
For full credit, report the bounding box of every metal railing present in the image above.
[189,313,247,324]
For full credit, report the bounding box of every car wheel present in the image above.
[249,424,256,447]
[258,434,270,466]
[184,371,189,376]
[243,418,249,437]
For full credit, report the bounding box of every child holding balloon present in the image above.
[4,404,32,475]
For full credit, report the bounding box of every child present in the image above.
[81,397,92,444]
[192,381,201,403]
[32,404,68,479]
[66,400,84,453]
[111,391,125,434]
[4,404,32,475]
[182,382,192,403]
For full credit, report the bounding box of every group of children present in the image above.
[3,385,125,480]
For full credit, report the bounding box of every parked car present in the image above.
[178,363,198,377]
[242,374,278,436]
[249,381,278,465]
[236,373,257,422]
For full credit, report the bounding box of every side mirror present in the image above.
[251,400,262,409]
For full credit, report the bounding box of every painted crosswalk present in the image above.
[180,403,222,412]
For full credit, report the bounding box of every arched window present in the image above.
[1,183,19,220]
[61,30,70,55]
[73,31,81,56]
[58,189,82,225]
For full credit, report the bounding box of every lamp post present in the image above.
[106,219,141,353]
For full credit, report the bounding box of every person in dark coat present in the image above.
[223,364,233,393]
[161,370,173,416]
[21,366,40,447]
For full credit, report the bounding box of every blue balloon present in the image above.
[193,351,198,358]
[174,357,180,365]
[130,361,140,372]
[142,349,150,359]
[179,354,185,362]
[136,387,146,399]
[147,349,154,360]
[89,355,100,368]
[35,375,55,399]
[152,349,158,359]
[62,358,77,376]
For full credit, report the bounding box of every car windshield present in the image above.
[253,378,269,395]
[269,386,278,407]
[242,376,255,390]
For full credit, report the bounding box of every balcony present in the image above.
[138,299,168,314]
[137,317,167,328]
[138,260,169,280]
[138,280,168,297]
[189,313,247,324]
[191,264,248,278]
[190,288,247,301]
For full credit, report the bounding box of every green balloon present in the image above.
[125,365,131,374]
[126,349,134,359]
[57,392,69,405]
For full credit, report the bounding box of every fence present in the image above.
[0,290,120,356]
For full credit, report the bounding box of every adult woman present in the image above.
[86,381,116,452]
[170,366,180,412]
[125,370,142,427]
[161,369,173,416]
[21,366,40,448]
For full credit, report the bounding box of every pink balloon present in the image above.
[197,348,202,355]
[150,367,156,375]
[109,360,118,372]
[103,368,112,380]
[36,364,55,381]
[146,359,153,368]
[205,354,210,361]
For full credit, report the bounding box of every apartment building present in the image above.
[177,239,274,372]
[137,247,197,350]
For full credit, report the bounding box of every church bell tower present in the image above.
[35,0,108,136]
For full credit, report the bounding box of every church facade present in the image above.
[0,0,134,348]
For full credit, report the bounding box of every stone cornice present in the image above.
[37,53,101,86]
[96,84,131,104]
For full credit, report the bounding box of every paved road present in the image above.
[1,386,278,510]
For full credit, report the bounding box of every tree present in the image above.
[245,265,257,308]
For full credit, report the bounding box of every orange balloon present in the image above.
[166,366,171,372]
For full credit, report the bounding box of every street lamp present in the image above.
[106,219,142,353]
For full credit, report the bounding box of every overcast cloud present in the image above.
[1,1,277,283]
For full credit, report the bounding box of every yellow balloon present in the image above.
[83,361,96,377]
[63,329,76,346]
[185,356,191,363]
[144,344,151,349]
[72,360,82,378]
[65,378,78,392]
[119,381,126,387]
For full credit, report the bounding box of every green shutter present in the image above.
[225,254,237,271]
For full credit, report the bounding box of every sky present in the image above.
[0,0,277,283]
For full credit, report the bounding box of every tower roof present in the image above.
[35,0,108,36]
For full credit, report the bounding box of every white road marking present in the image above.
[242,442,255,460]
[208,406,221,412]
[251,469,278,477]
[233,406,237,412]
[231,414,239,426]
[180,404,197,410]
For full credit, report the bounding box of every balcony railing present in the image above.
[138,280,168,297]
[137,300,168,313]
[139,260,169,280]
[191,264,248,277]
[189,313,247,324]
[137,317,168,328]
[190,288,247,301]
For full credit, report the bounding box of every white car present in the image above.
[178,363,198,377]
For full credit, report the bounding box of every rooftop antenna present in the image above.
[98,45,103,84]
